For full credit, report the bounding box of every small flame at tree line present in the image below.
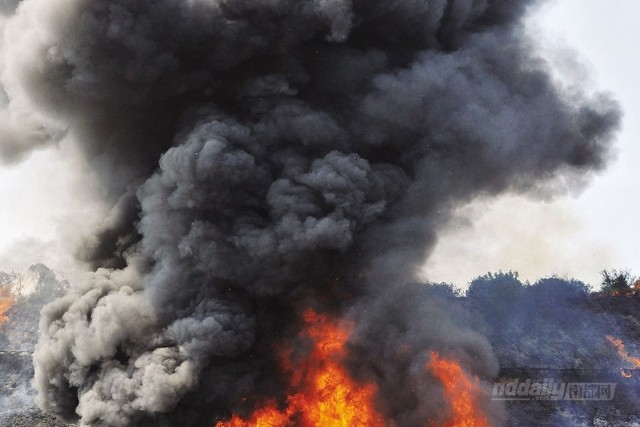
[217,311,491,427]
[216,309,384,427]
[426,352,490,427]
[0,285,15,325]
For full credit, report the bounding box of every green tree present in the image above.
[600,269,634,294]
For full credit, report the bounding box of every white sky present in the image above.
[0,141,106,280]
[0,0,637,288]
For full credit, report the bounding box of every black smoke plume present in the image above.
[0,0,621,425]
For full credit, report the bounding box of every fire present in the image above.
[216,310,384,427]
[217,313,494,427]
[215,402,292,427]
[0,286,14,325]
[426,351,490,427]
[606,335,640,368]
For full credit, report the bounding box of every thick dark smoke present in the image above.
[0,0,620,425]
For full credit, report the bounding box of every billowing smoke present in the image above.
[0,0,621,425]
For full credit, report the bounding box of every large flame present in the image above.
[216,309,384,427]
[606,335,640,369]
[0,286,14,325]
[217,313,494,427]
[426,351,490,427]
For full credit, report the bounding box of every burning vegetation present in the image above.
[426,352,490,427]
[3,268,640,426]
[607,336,640,370]
[216,312,495,427]
[598,269,640,297]
[0,0,627,425]
[215,316,497,427]
[216,310,383,427]
[0,266,69,424]
[0,286,14,325]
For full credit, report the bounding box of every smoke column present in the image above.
[0,0,620,425]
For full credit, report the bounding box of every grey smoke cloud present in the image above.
[0,0,621,425]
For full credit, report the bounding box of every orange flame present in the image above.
[215,402,292,427]
[216,310,384,427]
[606,335,640,368]
[426,351,490,427]
[0,286,14,325]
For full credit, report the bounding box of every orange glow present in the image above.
[215,402,292,427]
[426,351,490,427]
[607,335,640,368]
[0,286,14,325]
[621,369,632,378]
[216,310,384,427]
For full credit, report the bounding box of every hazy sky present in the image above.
[0,0,637,288]
[425,0,640,287]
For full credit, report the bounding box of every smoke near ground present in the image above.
[0,0,622,425]
[0,265,68,423]
[4,267,640,426]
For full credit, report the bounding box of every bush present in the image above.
[600,269,634,294]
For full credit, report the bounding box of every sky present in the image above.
[0,0,637,288]
[0,141,106,281]
[425,0,640,288]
